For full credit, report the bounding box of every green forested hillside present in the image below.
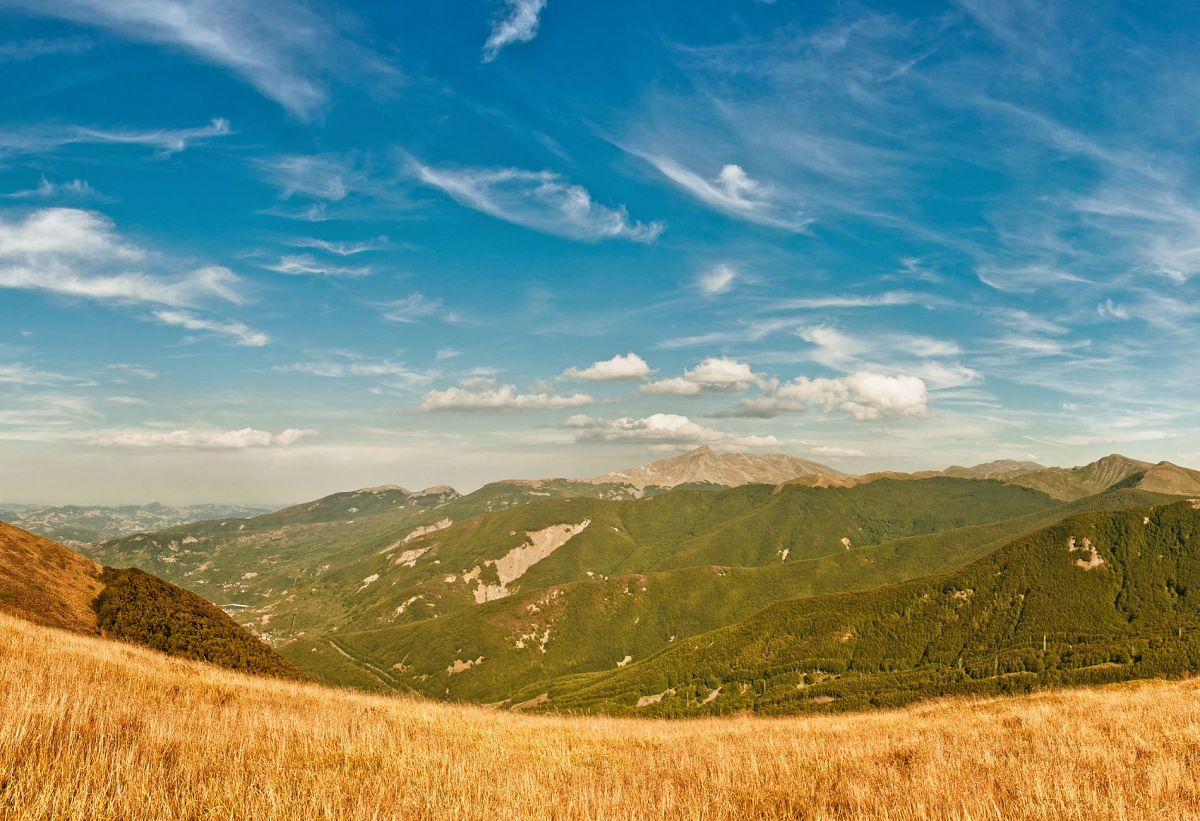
[287,487,1169,700]
[94,567,303,678]
[530,500,1200,716]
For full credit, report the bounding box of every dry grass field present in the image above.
[3,612,1200,820]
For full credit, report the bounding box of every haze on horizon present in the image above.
[1,0,1198,506]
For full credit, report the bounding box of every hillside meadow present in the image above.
[3,613,1200,820]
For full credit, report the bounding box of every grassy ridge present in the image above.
[4,611,1200,819]
[535,500,1200,715]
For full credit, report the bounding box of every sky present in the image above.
[1,0,1199,505]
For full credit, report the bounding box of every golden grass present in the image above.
[3,612,1200,820]
[0,523,100,634]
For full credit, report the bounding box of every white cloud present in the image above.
[417,380,592,412]
[152,310,268,347]
[275,358,434,383]
[774,291,923,309]
[0,36,91,63]
[569,412,780,448]
[641,356,768,395]
[409,158,663,242]
[263,254,371,277]
[381,292,461,324]
[0,208,246,308]
[636,155,811,232]
[733,371,929,421]
[0,118,230,157]
[91,427,316,449]
[482,0,547,62]
[105,395,148,406]
[291,236,389,256]
[107,363,157,380]
[3,176,101,200]
[638,376,704,396]
[5,2,395,118]
[261,155,355,202]
[798,325,868,369]
[0,363,73,385]
[561,352,651,381]
[697,264,737,296]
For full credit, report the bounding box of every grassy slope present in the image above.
[5,611,1200,820]
[0,521,102,634]
[0,520,298,678]
[538,500,1200,716]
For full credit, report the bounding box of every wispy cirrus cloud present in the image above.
[0,118,230,158]
[635,154,812,232]
[482,0,548,62]
[90,427,315,449]
[152,310,268,347]
[408,157,663,243]
[381,292,464,325]
[3,176,103,200]
[262,254,372,278]
[290,236,391,256]
[0,0,397,118]
[0,208,244,307]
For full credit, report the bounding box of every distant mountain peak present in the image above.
[584,447,847,490]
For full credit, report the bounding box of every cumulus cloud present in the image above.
[641,356,768,395]
[152,310,268,347]
[561,352,651,381]
[409,158,663,242]
[731,371,929,421]
[697,264,737,296]
[2,1,396,118]
[636,155,811,232]
[263,254,371,277]
[90,427,316,449]
[417,379,592,412]
[568,412,780,448]
[482,0,547,62]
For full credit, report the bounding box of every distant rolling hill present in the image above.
[582,445,846,489]
[0,501,271,546]
[0,520,299,678]
[531,499,1200,716]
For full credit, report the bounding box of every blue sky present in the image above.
[1,0,1199,504]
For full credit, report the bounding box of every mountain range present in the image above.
[58,446,1200,715]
